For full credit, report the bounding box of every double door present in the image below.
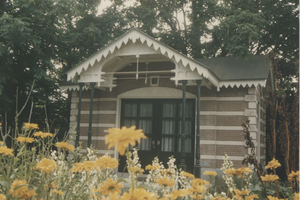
[119,99,195,172]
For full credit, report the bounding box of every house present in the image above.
[60,28,273,177]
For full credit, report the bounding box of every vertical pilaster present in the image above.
[75,83,84,148]
[88,82,96,148]
[194,79,202,178]
[179,80,187,171]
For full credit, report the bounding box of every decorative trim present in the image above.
[66,29,219,87]
[218,80,267,91]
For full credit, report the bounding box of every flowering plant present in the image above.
[0,123,298,200]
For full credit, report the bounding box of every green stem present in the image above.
[25,143,27,179]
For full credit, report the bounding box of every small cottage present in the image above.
[61,28,273,176]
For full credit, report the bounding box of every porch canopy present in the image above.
[61,28,270,91]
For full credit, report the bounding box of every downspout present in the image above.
[194,79,202,178]
[88,82,96,148]
[179,80,187,171]
[257,101,261,162]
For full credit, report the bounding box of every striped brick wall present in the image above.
[68,78,265,170]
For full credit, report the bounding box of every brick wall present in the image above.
[68,75,265,170]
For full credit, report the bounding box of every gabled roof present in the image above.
[64,28,271,91]
[196,55,270,81]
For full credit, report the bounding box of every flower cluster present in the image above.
[105,126,146,155]
[0,123,298,200]
[55,142,75,151]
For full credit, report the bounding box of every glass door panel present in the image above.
[120,99,195,172]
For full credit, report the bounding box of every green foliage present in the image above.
[0,0,127,138]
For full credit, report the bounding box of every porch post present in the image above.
[179,80,187,171]
[194,79,202,178]
[88,82,96,148]
[75,83,84,148]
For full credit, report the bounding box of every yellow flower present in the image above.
[188,184,206,194]
[265,158,281,170]
[52,190,63,195]
[245,194,259,200]
[105,126,147,155]
[72,162,85,173]
[93,178,124,196]
[166,189,188,200]
[55,142,74,151]
[211,197,230,200]
[24,123,39,129]
[190,178,210,186]
[294,193,299,200]
[36,158,56,173]
[0,146,14,157]
[129,166,144,175]
[0,141,3,145]
[16,137,35,143]
[203,170,217,176]
[72,161,97,172]
[193,194,205,199]
[261,175,279,182]
[100,192,121,200]
[181,171,195,179]
[82,160,97,172]
[267,195,288,200]
[121,188,156,200]
[156,176,175,187]
[288,171,299,182]
[33,131,53,138]
[145,164,160,171]
[0,194,6,200]
[224,168,243,178]
[237,167,252,174]
[234,189,250,196]
[9,179,36,199]
[95,156,118,169]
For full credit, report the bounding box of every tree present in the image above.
[0,0,127,140]
[104,0,299,179]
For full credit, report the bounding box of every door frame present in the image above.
[116,87,196,172]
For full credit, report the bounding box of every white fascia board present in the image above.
[218,79,267,91]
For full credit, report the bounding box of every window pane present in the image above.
[178,138,191,153]
[138,138,151,151]
[178,121,192,135]
[179,102,193,117]
[140,103,152,117]
[124,119,137,127]
[139,120,152,134]
[124,104,137,117]
[162,137,174,152]
[163,103,176,117]
[162,120,175,135]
